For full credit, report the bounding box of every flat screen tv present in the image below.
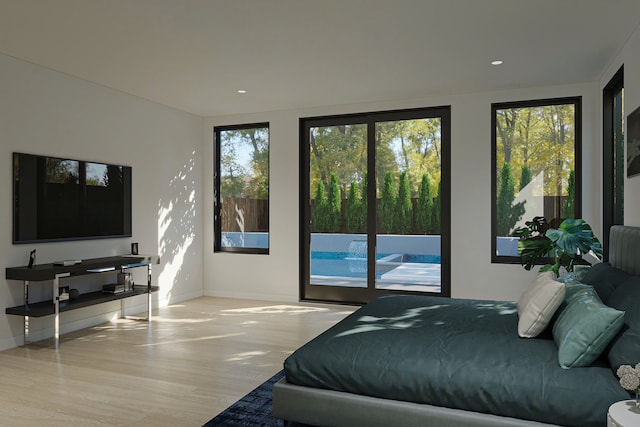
[13,152,132,244]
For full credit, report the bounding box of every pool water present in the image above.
[310,251,441,279]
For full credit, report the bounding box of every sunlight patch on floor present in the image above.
[138,332,244,347]
[239,320,259,325]
[226,350,267,362]
[221,305,329,315]
[148,317,217,324]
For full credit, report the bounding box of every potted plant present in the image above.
[513,216,603,277]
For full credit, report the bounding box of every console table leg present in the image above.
[23,281,29,345]
[53,278,59,350]
[52,273,70,350]
[147,263,152,320]
[24,316,30,345]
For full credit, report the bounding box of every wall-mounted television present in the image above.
[13,152,132,244]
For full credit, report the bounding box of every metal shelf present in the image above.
[6,286,159,317]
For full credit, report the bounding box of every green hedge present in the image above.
[312,171,441,235]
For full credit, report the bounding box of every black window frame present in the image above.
[491,97,582,264]
[214,122,270,255]
[300,106,452,304]
[602,66,624,261]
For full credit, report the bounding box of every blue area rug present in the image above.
[203,370,310,427]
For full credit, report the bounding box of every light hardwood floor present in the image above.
[0,297,356,426]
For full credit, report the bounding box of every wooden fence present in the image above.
[221,195,567,234]
[220,197,269,232]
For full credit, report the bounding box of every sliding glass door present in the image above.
[300,107,450,304]
[374,117,443,292]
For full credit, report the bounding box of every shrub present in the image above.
[396,171,412,234]
[562,169,575,219]
[312,181,328,232]
[327,173,342,232]
[361,171,368,212]
[431,178,441,233]
[520,165,532,191]
[380,171,396,233]
[346,181,365,233]
[416,173,433,234]
[496,162,525,236]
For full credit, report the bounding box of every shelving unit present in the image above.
[5,255,160,349]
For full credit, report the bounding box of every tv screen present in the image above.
[13,152,132,243]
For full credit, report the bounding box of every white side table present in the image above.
[607,400,640,427]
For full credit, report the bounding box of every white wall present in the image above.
[600,24,640,227]
[203,81,599,303]
[0,53,204,350]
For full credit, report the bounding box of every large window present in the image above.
[603,66,624,260]
[301,107,451,304]
[214,123,269,254]
[492,97,582,263]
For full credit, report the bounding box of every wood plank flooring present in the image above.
[0,297,356,426]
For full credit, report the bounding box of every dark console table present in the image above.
[6,255,160,349]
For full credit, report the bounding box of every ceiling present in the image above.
[1,0,639,117]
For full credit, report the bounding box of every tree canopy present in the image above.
[495,103,575,197]
[309,118,441,201]
[219,127,269,200]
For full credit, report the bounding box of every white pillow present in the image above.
[517,272,566,338]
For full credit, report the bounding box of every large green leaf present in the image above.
[517,217,603,275]
[545,218,603,261]
[518,235,553,271]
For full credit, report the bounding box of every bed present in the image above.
[273,225,640,427]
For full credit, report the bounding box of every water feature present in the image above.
[347,240,367,273]
[235,203,245,247]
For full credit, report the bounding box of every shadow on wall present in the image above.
[157,151,199,303]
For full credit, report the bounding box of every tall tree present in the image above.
[219,138,245,198]
[380,171,396,234]
[375,125,400,196]
[431,179,441,234]
[312,182,327,232]
[310,124,367,200]
[219,127,269,199]
[540,104,574,197]
[416,173,433,234]
[377,118,441,196]
[562,169,575,219]
[496,109,519,164]
[361,171,368,213]
[346,181,365,233]
[327,173,342,232]
[496,162,525,235]
[396,171,413,234]
[520,165,532,191]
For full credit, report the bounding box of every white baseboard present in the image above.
[162,289,203,305]
[203,289,299,303]
[0,335,22,352]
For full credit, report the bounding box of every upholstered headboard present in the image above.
[609,225,640,275]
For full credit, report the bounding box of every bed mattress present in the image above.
[284,294,627,427]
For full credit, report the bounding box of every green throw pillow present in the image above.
[552,285,625,369]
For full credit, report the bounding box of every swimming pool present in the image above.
[310,251,441,279]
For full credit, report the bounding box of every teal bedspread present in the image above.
[284,295,627,427]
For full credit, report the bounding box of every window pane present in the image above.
[375,118,442,293]
[493,99,580,260]
[215,124,269,252]
[309,123,368,288]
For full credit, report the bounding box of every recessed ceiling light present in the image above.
[491,60,504,66]
[237,89,247,94]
